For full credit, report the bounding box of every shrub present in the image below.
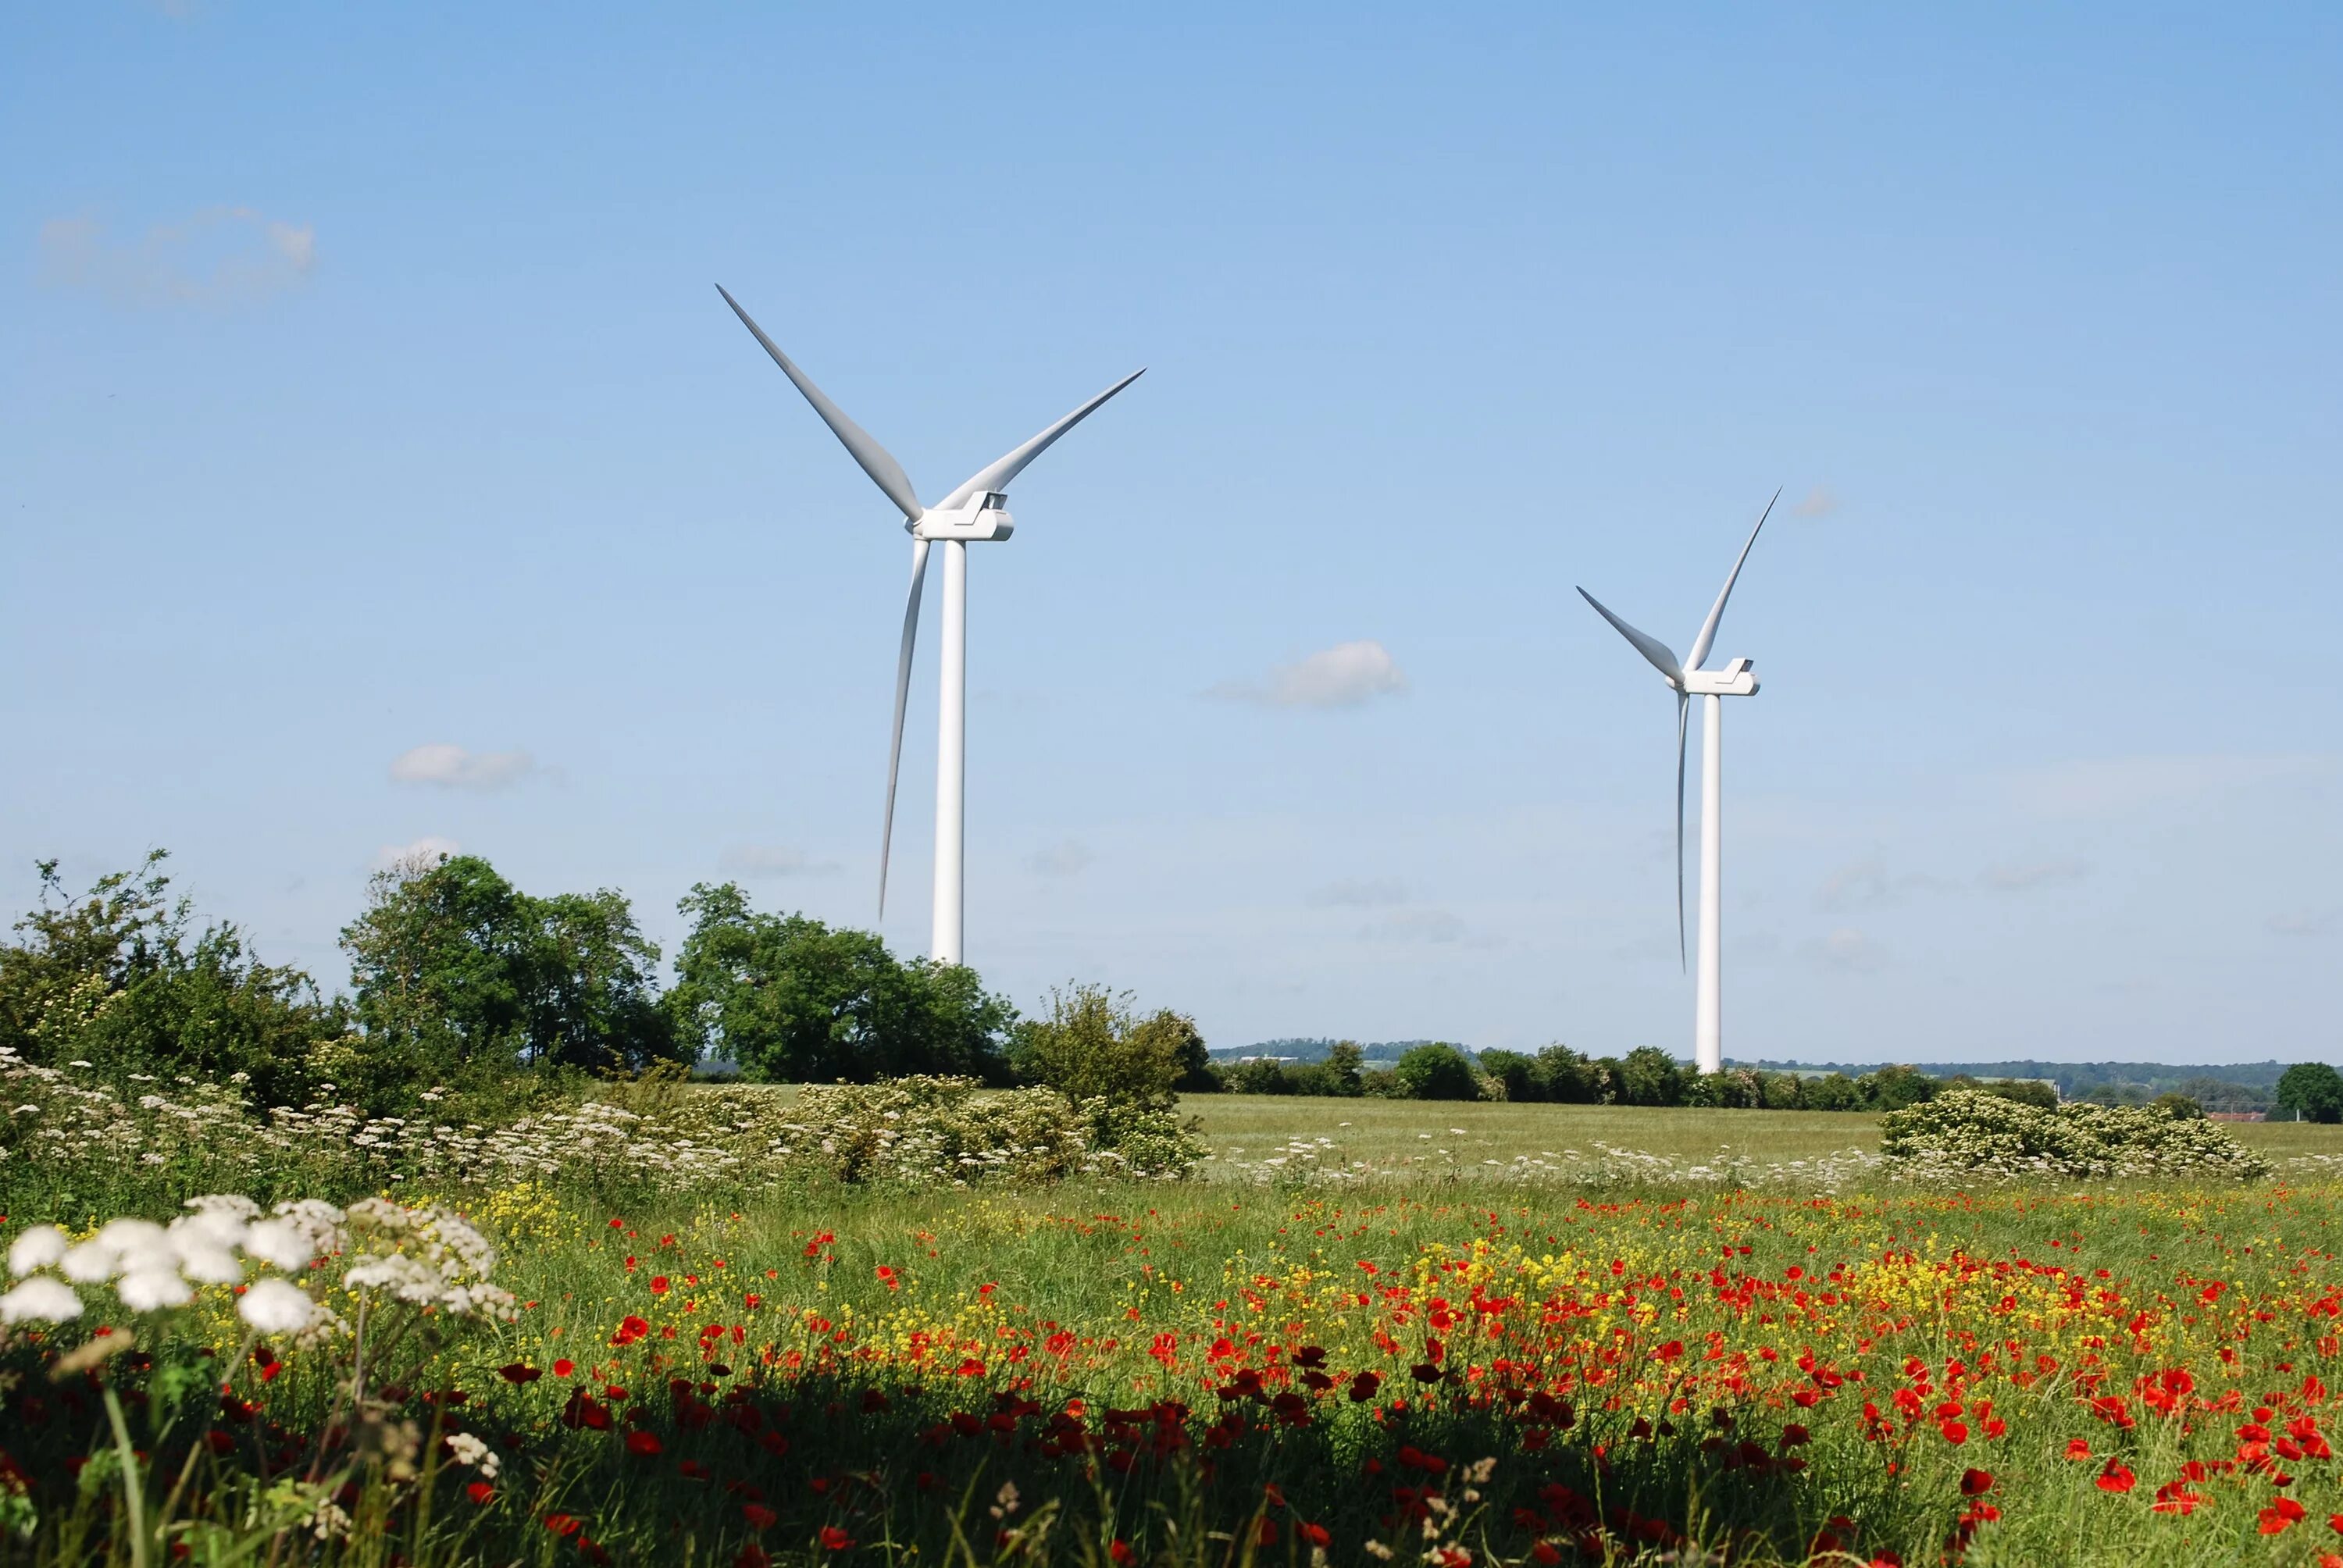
[1535,1045,1609,1103]
[1477,1049,1539,1103]
[1391,1043,1481,1101]
[1860,1064,1938,1111]
[1803,1072,1864,1111]
[1228,1057,1295,1095]
[1289,1042,1364,1097]
[1615,1046,1683,1107]
[1880,1089,2270,1183]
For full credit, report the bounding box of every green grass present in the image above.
[1180,1092,2343,1175]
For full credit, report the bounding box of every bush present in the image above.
[1228,1057,1295,1095]
[1880,1089,2270,1183]
[1860,1065,1939,1111]
[1803,1073,1864,1111]
[1289,1042,1364,1097]
[1615,1046,1683,1107]
[1392,1043,1481,1101]
[2152,1092,2205,1120]
[1477,1049,1540,1103]
[1534,1045,1608,1103]
[1011,986,1201,1110]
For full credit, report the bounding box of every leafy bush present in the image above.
[1880,1089,2270,1183]
[1011,985,1202,1110]
[1391,1042,1480,1100]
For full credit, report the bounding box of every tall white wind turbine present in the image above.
[1578,490,1778,1074]
[717,285,1143,965]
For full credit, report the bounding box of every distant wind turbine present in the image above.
[717,285,1143,965]
[1578,490,1778,1074]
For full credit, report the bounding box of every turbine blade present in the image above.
[1685,486,1780,672]
[936,369,1146,511]
[879,538,931,918]
[716,285,925,522]
[1674,692,1689,971]
[1577,587,1683,683]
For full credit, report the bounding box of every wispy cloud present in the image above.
[2002,754,2331,818]
[1026,840,1094,878]
[1803,926,1886,974]
[1209,640,1406,709]
[1792,484,1838,519]
[2267,909,2338,937]
[39,206,316,308]
[1979,857,2091,893]
[722,846,839,878]
[1311,877,1410,907]
[1816,854,1952,912]
[1359,908,1467,945]
[389,744,537,792]
[373,836,458,872]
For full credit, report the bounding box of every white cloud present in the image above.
[389,743,537,791]
[372,836,458,872]
[39,206,317,308]
[1026,840,1094,877]
[722,846,839,878]
[1803,926,1886,973]
[1210,640,1406,709]
[1359,908,1466,944]
[1311,877,1410,907]
[1980,857,2092,893]
[1792,484,1838,519]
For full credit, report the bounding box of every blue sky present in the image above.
[3,3,2338,1065]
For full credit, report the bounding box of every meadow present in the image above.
[9,1082,2343,1566]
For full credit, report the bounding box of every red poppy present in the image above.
[818,1526,854,1551]
[544,1514,583,1537]
[466,1481,494,1506]
[1300,1523,1332,1547]
[625,1431,662,1456]
[2096,1459,2136,1494]
[1939,1420,1968,1445]
[498,1363,541,1384]
[741,1503,777,1531]
[1255,1519,1278,1546]
[2261,1498,2307,1535]
[650,1277,670,1295]
[1960,1468,1993,1496]
[2065,1439,2092,1461]
[554,1359,576,1378]
[1109,1545,1136,1566]
[2152,1482,2202,1516]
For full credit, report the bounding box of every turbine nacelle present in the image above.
[1680,657,1757,697]
[911,492,1015,542]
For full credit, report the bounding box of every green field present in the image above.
[1182,1092,2343,1176]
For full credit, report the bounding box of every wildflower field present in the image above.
[7,1077,2343,1566]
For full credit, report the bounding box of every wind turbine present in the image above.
[1578,490,1778,1075]
[716,285,1143,966]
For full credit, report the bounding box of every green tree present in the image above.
[1803,1072,1863,1111]
[0,853,351,1107]
[1476,1049,1541,1103]
[1010,985,1191,1108]
[1392,1042,1481,1101]
[2275,1062,2343,1124]
[1860,1064,1940,1112]
[1615,1046,1685,1107]
[1759,1071,1806,1110]
[665,883,1010,1082]
[1229,1057,1295,1095]
[341,853,679,1089]
[1533,1044,1606,1103]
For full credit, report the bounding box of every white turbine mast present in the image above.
[1578,490,1778,1074]
[717,285,1143,965]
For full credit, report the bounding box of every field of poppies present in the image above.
[7,1096,2343,1565]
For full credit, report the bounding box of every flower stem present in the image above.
[101,1384,149,1568]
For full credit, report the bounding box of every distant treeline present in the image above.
[1746,1058,2289,1113]
[1199,1042,2056,1113]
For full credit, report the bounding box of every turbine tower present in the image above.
[1577,490,1778,1074]
[717,285,1143,965]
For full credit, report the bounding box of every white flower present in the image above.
[117,1268,193,1312]
[0,1275,81,1324]
[60,1241,119,1284]
[237,1278,316,1334]
[9,1224,67,1277]
[241,1219,314,1271]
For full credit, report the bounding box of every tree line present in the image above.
[0,852,1207,1114]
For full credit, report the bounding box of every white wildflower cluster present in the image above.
[340,1198,516,1319]
[2,1053,1204,1199]
[444,1430,501,1479]
[1880,1090,2272,1184]
[2,1193,323,1333]
[1211,1132,1884,1193]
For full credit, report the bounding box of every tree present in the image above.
[666,883,1010,1083]
[1010,985,1191,1108]
[1392,1042,1481,1101]
[2275,1063,2343,1124]
[1803,1072,1864,1112]
[1477,1049,1541,1103]
[0,852,351,1107]
[341,853,680,1089]
[1615,1046,1684,1108]
[1534,1044,1606,1103]
[1229,1057,1295,1095]
[1860,1064,1939,1112]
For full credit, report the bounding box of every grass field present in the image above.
[12,1082,2343,1564]
[1182,1092,2343,1176]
